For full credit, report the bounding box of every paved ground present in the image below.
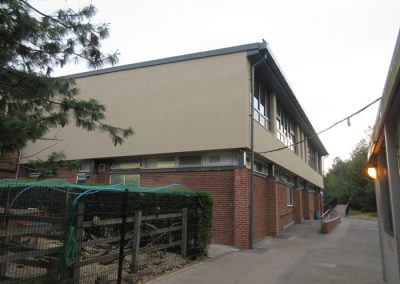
[149,217,383,284]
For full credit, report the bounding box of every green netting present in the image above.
[0,178,198,208]
[0,178,192,193]
[0,178,211,269]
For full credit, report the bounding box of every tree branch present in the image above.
[19,0,71,29]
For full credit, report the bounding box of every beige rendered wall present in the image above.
[22,52,250,162]
[254,123,324,188]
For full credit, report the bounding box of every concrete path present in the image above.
[148,218,383,284]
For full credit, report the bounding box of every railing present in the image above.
[321,207,338,222]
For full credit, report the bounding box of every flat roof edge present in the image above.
[64,42,264,79]
[371,31,400,145]
[263,45,328,155]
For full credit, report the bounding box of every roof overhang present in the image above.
[368,31,400,163]
[247,43,328,156]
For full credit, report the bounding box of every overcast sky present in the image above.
[33,0,400,172]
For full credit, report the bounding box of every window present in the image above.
[179,155,202,166]
[279,172,294,185]
[254,161,262,172]
[205,152,235,165]
[111,160,141,169]
[253,80,271,130]
[145,156,176,168]
[307,144,317,170]
[98,163,106,171]
[110,174,139,185]
[276,104,296,152]
[245,159,267,174]
[208,154,221,163]
[79,161,91,173]
[287,186,293,206]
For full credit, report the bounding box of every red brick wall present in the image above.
[293,187,304,223]
[23,163,320,249]
[322,217,341,234]
[233,168,249,249]
[254,175,267,241]
[45,163,112,184]
[303,190,315,220]
[141,170,235,247]
[277,182,294,230]
[0,171,16,178]
[266,177,279,236]
[55,168,78,183]
[89,163,112,184]
[308,192,315,219]
[314,192,322,215]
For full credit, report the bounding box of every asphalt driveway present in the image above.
[149,217,383,284]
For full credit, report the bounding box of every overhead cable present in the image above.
[259,97,382,154]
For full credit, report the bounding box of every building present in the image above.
[20,42,328,249]
[368,32,400,283]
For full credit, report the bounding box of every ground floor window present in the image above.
[110,174,140,185]
[287,186,293,206]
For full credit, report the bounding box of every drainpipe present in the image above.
[250,54,267,249]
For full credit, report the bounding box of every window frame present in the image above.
[178,155,202,166]
[109,173,140,185]
[253,79,271,131]
[286,186,294,207]
[276,104,296,152]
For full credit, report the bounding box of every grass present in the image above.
[348,209,378,221]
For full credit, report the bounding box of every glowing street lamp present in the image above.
[367,167,377,179]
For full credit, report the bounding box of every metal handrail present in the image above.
[321,208,332,220]
[321,208,338,222]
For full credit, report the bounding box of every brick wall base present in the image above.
[293,187,304,223]
[321,217,341,233]
[19,163,320,249]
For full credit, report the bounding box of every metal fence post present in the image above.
[131,210,142,272]
[117,189,129,284]
[181,208,188,258]
[73,202,85,283]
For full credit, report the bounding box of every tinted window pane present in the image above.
[179,155,202,166]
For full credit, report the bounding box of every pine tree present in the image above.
[0,0,133,156]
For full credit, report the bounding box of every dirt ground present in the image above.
[79,250,195,284]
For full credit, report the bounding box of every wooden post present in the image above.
[181,208,188,258]
[73,202,85,283]
[131,210,142,272]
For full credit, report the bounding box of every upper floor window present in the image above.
[276,104,296,152]
[179,155,202,166]
[307,144,317,170]
[145,156,176,168]
[111,160,141,169]
[253,80,271,130]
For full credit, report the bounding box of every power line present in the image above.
[259,97,382,154]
